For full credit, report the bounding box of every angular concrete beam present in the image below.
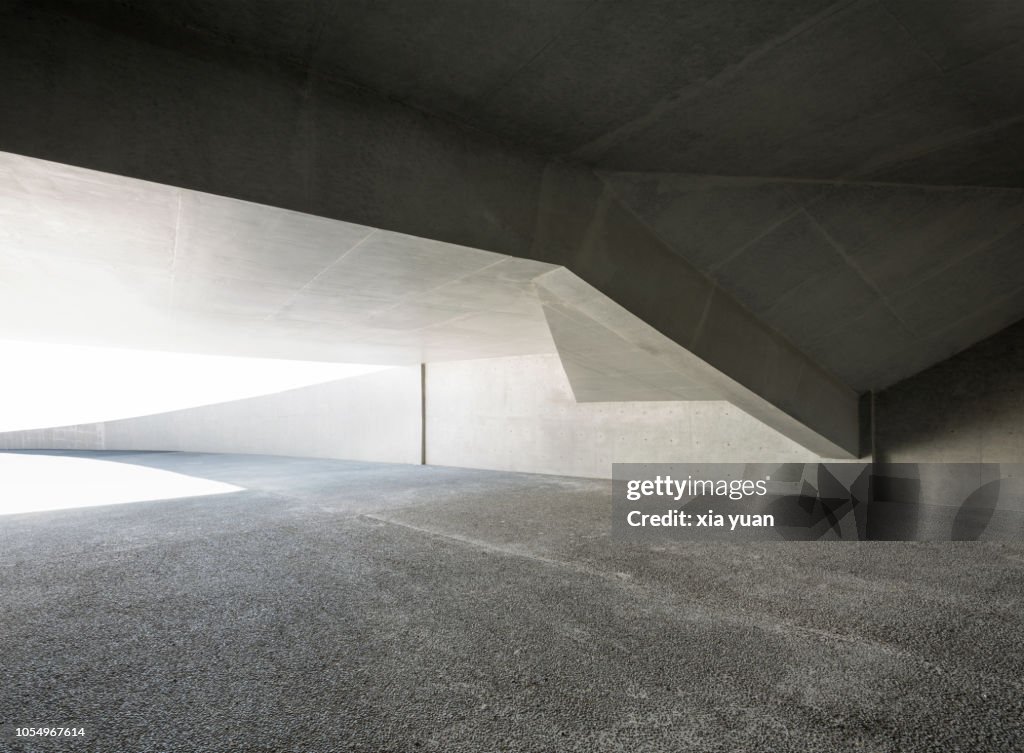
[0,4,860,456]
[535,268,858,457]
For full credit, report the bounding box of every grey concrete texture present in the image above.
[537,167,865,457]
[0,153,558,366]
[876,317,1024,463]
[603,173,1024,391]
[0,367,423,464]
[534,271,859,458]
[0,135,860,457]
[23,0,1024,187]
[0,353,827,476]
[2,1,1022,454]
[2,451,1022,752]
[0,150,858,457]
[424,354,823,478]
[0,424,105,452]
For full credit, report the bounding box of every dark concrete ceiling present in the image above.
[603,173,1024,390]
[8,0,1024,396]
[48,0,1024,186]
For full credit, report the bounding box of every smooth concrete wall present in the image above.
[0,423,105,452]
[0,367,422,464]
[424,354,822,479]
[875,319,1024,463]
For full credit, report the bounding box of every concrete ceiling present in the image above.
[0,151,861,456]
[0,152,557,364]
[0,150,739,407]
[603,173,1024,391]
[1,149,801,417]
[2,1,1022,454]
[46,0,1024,186]
[25,0,1024,394]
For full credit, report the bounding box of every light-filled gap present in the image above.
[0,453,244,515]
[0,339,390,432]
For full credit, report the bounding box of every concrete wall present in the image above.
[869,321,1024,540]
[0,350,828,480]
[0,367,422,464]
[424,354,822,478]
[0,423,106,451]
[875,319,1024,463]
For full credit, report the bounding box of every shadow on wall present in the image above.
[875,319,1024,463]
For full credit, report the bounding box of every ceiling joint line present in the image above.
[799,207,917,334]
[570,0,866,162]
[263,228,379,321]
[899,219,1024,299]
[877,1,945,74]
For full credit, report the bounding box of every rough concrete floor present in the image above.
[1,451,1022,752]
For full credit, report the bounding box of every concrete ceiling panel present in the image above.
[808,187,1024,297]
[867,120,1024,188]
[305,231,503,299]
[712,213,850,315]
[605,171,1024,390]
[0,153,178,272]
[173,192,375,289]
[595,173,801,272]
[24,0,1024,186]
[0,151,558,365]
[892,225,1024,336]
[311,0,594,118]
[594,3,976,175]
[799,305,925,391]
[470,0,841,156]
[881,0,1024,70]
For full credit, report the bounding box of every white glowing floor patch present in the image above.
[0,454,244,515]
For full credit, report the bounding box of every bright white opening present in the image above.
[0,339,390,432]
[0,453,244,515]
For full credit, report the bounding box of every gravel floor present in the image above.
[2,451,1022,752]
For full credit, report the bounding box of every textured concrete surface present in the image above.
[2,451,1022,752]
[534,268,859,457]
[877,318,1024,463]
[0,152,557,365]
[0,353,830,475]
[2,2,1023,452]
[425,354,824,478]
[0,152,860,458]
[4,3,912,458]
[0,367,423,464]
[604,174,1024,392]
[24,0,1024,186]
